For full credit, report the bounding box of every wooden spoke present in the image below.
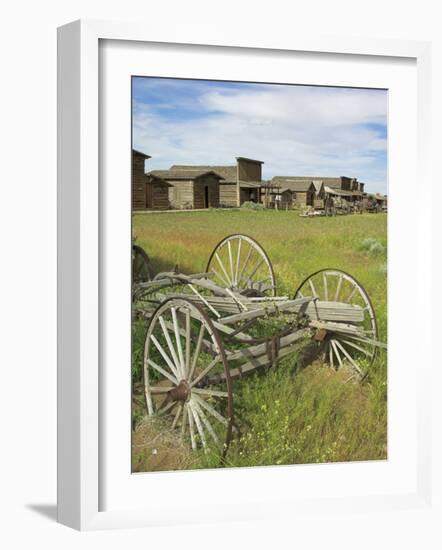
[340,338,373,357]
[227,240,234,283]
[308,278,317,298]
[346,285,358,303]
[193,394,229,426]
[144,388,154,415]
[192,398,220,448]
[149,386,174,393]
[333,339,363,375]
[171,403,183,429]
[157,399,176,416]
[192,387,229,398]
[234,237,242,285]
[188,284,221,318]
[181,403,188,437]
[171,307,186,378]
[215,252,232,286]
[151,334,179,382]
[189,401,207,449]
[146,358,178,385]
[188,323,205,382]
[323,272,328,301]
[328,341,334,370]
[185,309,191,377]
[187,405,197,450]
[157,317,181,379]
[245,257,265,284]
[330,339,343,369]
[345,334,379,348]
[237,245,254,284]
[211,267,230,288]
[190,355,221,388]
[334,274,343,301]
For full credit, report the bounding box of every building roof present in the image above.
[311,180,324,194]
[270,177,315,192]
[171,158,264,182]
[146,174,173,187]
[238,180,262,189]
[148,169,225,181]
[133,149,151,159]
[171,165,236,182]
[324,186,353,197]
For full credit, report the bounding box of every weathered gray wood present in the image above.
[225,328,311,362]
[218,297,312,325]
[309,320,387,348]
[208,342,305,382]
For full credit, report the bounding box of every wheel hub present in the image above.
[168,380,191,402]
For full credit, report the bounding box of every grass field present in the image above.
[131,209,387,472]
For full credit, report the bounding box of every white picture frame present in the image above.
[57,19,432,531]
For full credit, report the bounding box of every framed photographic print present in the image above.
[57,20,432,530]
[130,76,388,473]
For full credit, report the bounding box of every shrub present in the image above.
[360,238,386,256]
[241,201,265,211]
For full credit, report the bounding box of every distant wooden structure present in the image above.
[261,183,293,209]
[274,175,365,205]
[270,177,315,207]
[312,180,325,209]
[145,174,173,210]
[171,157,263,207]
[132,149,151,210]
[148,169,223,209]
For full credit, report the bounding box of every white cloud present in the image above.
[133,82,387,193]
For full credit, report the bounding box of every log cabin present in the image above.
[270,177,316,207]
[147,169,223,209]
[132,149,151,210]
[171,157,264,207]
[132,149,173,210]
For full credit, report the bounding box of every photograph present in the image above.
[130,76,388,473]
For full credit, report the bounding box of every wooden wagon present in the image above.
[132,234,385,456]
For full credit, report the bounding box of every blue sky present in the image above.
[133,77,387,194]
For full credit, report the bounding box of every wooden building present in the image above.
[275,175,365,201]
[145,174,173,210]
[270,177,315,207]
[272,176,372,209]
[132,149,172,210]
[132,149,151,210]
[148,169,223,209]
[171,157,264,207]
[312,180,325,209]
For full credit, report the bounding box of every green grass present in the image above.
[132,210,387,470]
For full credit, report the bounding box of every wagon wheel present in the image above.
[206,234,276,297]
[294,269,378,377]
[143,297,234,455]
[132,244,151,283]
